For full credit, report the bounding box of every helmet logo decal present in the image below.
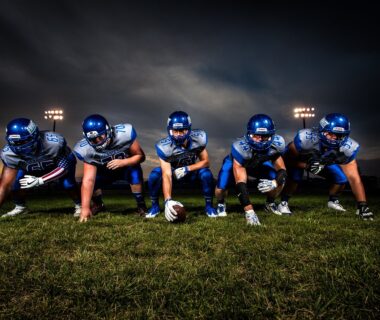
[256,128,268,132]
[332,127,344,132]
[319,117,329,128]
[8,134,21,139]
[86,131,99,138]
[26,121,37,134]
[172,123,184,129]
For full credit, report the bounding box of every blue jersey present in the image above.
[293,128,359,165]
[1,131,73,173]
[74,124,137,167]
[231,134,285,168]
[155,129,207,168]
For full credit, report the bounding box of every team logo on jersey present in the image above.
[26,121,37,134]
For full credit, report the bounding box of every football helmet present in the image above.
[319,113,350,148]
[246,114,275,150]
[82,114,112,151]
[167,111,192,144]
[6,118,40,155]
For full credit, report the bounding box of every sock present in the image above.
[133,192,146,207]
[281,195,290,202]
[266,196,275,204]
[92,194,103,206]
[217,198,225,205]
[205,197,212,207]
[329,195,339,202]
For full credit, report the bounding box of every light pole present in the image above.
[294,107,315,129]
[44,109,64,132]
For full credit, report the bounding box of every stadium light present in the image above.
[293,107,316,129]
[44,109,64,132]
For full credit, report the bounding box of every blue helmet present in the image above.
[6,118,40,155]
[246,114,276,150]
[167,111,192,144]
[318,113,350,148]
[82,114,112,151]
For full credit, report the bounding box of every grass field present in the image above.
[0,192,379,319]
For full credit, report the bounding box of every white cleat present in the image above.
[327,200,346,212]
[1,205,29,217]
[74,204,81,217]
[217,203,227,217]
[245,210,261,226]
[264,202,282,215]
[277,201,292,215]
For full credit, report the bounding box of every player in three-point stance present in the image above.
[74,114,147,222]
[278,113,374,220]
[0,118,81,217]
[145,110,218,221]
[215,114,287,225]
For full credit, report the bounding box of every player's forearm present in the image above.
[188,159,209,172]
[81,179,95,209]
[233,165,247,183]
[348,177,366,202]
[40,167,67,184]
[0,185,11,208]
[120,155,145,167]
[162,174,172,200]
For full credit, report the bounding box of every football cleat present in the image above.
[145,204,160,218]
[327,200,346,212]
[91,202,106,215]
[205,205,218,218]
[1,205,29,217]
[277,201,292,215]
[245,210,261,226]
[356,206,374,221]
[73,204,81,217]
[264,202,282,215]
[216,203,227,217]
[136,205,148,217]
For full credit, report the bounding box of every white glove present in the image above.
[257,179,277,193]
[19,175,44,189]
[309,161,324,175]
[173,166,189,180]
[164,199,183,222]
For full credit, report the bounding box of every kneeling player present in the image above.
[279,113,374,220]
[145,111,218,220]
[74,114,147,222]
[0,118,80,217]
[217,114,287,225]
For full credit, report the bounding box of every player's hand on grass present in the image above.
[79,207,92,223]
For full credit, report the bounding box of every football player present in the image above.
[0,118,81,217]
[74,114,147,222]
[278,113,374,220]
[215,114,287,225]
[145,110,218,220]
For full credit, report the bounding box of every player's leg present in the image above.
[145,167,162,218]
[2,170,29,217]
[278,167,303,214]
[215,156,233,217]
[321,164,348,211]
[127,164,148,216]
[198,168,218,217]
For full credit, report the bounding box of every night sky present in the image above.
[1,1,379,176]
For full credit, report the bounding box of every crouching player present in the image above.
[0,118,80,217]
[145,111,218,220]
[215,114,287,225]
[279,113,374,220]
[74,114,147,222]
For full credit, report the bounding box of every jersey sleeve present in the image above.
[342,138,360,164]
[0,145,21,169]
[73,139,93,164]
[231,138,250,166]
[272,135,286,154]
[293,129,316,152]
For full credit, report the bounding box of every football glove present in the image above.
[19,175,44,189]
[357,204,374,220]
[257,179,277,193]
[173,166,189,180]
[308,161,325,175]
[164,199,183,222]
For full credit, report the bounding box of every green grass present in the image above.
[0,193,379,319]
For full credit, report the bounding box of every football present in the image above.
[172,204,186,223]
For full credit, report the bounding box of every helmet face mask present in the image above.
[318,113,350,148]
[82,114,112,151]
[167,111,192,144]
[6,118,40,156]
[246,114,275,151]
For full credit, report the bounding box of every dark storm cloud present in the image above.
[0,1,379,175]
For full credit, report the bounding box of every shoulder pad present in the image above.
[271,135,285,153]
[190,129,207,148]
[294,129,318,152]
[231,137,251,164]
[340,137,360,162]
[112,123,137,144]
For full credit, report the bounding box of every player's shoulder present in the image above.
[340,137,360,157]
[190,129,207,147]
[231,136,251,159]
[271,134,286,153]
[113,123,136,143]
[294,128,318,151]
[73,138,93,160]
